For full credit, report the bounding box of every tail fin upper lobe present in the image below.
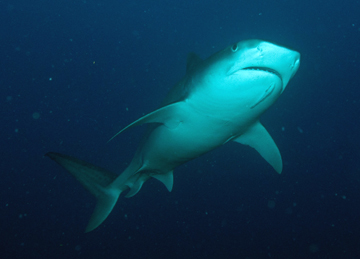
[46,152,122,232]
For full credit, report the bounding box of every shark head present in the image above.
[225,39,300,92]
[189,39,300,120]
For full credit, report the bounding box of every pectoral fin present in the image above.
[234,121,282,174]
[108,102,186,142]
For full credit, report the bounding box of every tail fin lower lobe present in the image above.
[46,152,122,232]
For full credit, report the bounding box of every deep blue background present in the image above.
[1,0,360,258]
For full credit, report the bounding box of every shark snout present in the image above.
[259,42,300,91]
[290,56,301,79]
[280,51,300,92]
[243,41,300,89]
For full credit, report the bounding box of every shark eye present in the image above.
[231,43,238,52]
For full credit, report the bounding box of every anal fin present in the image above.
[152,171,174,192]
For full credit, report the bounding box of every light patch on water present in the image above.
[132,30,141,39]
[309,243,319,253]
[267,200,276,209]
[285,207,293,214]
[32,112,40,119]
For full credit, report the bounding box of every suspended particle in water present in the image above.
[32,112,40,119]
[267,200,276,209]
[309,243,319,253]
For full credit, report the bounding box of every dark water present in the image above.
[1,0,360,258]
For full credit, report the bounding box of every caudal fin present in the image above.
[46,152,123,232]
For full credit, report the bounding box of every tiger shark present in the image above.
[47,39,300,232]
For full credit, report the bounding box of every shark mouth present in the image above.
[243,67,282,82]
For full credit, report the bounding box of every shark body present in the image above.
[47,39,300,232]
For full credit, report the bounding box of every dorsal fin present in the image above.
[186,53,202,73]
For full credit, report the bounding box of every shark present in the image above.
[47,39,300,232]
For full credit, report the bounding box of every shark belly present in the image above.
[136,108,241,174]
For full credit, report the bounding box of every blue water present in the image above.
[1,0,360,258]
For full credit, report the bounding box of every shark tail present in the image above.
[46,152,126,232]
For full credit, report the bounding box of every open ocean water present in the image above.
[1,0,360,258]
